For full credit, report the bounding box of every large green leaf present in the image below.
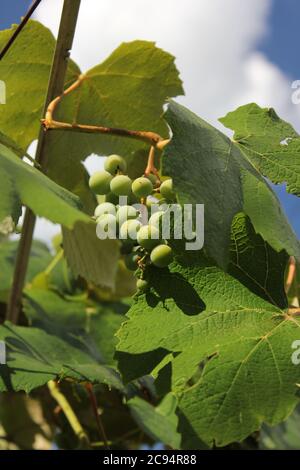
[62,222,119,288]
[116,255,300,447]
[0,20,94,212]
[0,141,90,227]
[229,213,288,308]
[162,101,243,268]
[0,21,183,195]
[162,101,300,267]
[0,140,119,290]
[0,321,123,393]
[128,394,181,449]
[220,103,300,197]
[0,240,52,303]
[48,39,184,174]
[0,20,80,150]
[23,288,128,367]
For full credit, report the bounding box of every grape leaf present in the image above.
[0,20,183,196]
[0,141,90,227]
[162,101,300,267]
[116,255,300,447]
[128,394,181,449]
[62,222,119,288]
[0,139,120,289]
[241,169,300,261]
[220,103,300,197]
[49,39,183,164]
[0,20,80,150]
[229,212,288,308]
[0,321,123,393]
[0,20,95,212]
[0,240,52,303]
[23,288,128,366]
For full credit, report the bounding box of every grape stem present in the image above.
[285,256,296,294]
[144,145,160,180]
[85,383,110,450]
[288,308,300,316]
[42,77,164,147]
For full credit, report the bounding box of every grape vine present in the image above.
[0,4,299,452]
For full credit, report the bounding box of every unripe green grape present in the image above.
[137,225,160,250]
[124,252,140,271]
[120,219,142,241]
[136,278,149,292]
[104,154,127,175]
[94,202,116,218]
[89,170,112,194]
[146,173,158,186]
[132,177,153,199]
[150,244,173,268]
[116,205,139,225]
[110,175,132,196]
[160,179,175,200]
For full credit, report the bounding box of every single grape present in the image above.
[89,170,112,194]
[146,173,158,186]
[119,219,142,241]
[137,225,161,250]
[124,252,140,271]
[160,179,175,201]
[110,175,132,196]
[94,202,116,218]
[150,244,173,268]
[117,205,139,225]
[136,278,149,292]
[132,177,153,199]
[104,154,127,175]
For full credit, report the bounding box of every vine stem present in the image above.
[43,119,162,146]
[42,77,164,147]
[85,383,110,450]
[6,0,82,324]
[48,380,89,447]
[285,256,296,294]
[144,145,160,178]
[0,0,43,60]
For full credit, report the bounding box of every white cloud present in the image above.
[31,0,300,242]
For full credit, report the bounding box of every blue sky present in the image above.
[1,0,299,238]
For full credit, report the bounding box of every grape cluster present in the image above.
[89,154,176,291]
